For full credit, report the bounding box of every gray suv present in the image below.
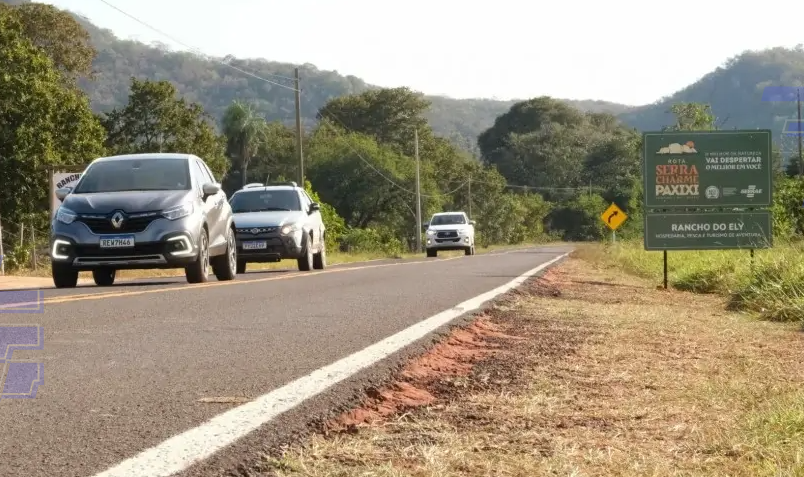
[229,182,326,273]
[49,153,238,288]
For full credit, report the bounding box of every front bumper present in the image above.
[235,227,304,262]
[50,215,202,270]
[426,233,473,250]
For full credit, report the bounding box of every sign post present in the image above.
[642,130,774,288]
[601,202,627,243]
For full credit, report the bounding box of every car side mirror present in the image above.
[202,182,221,199]
[422,222,429,229]
[469,220,476,225]
[55,187,72,201]
[309,202,321,213]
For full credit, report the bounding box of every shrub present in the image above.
[338,227,404,256]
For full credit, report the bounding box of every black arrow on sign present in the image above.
[607,211,618,224]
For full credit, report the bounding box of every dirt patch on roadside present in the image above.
[324,316,520,433]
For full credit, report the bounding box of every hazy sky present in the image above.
[43,0,804,105]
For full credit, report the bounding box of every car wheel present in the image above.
[313,240,327,270]
[426,248,437,258]
[464,246,473,256]
[92,268,116,286]
[52,263,78,288]
[211,227,237,281]
[297,236,313,271]
[185,228,210,284]
[236,260,246,274]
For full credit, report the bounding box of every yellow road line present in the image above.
[42,256,464,305]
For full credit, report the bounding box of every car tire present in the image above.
[52,263,79,288]
[92,268,116,286]
[211,227,237,281]
[297,236,314,271]
[426,248,437,258]
[313,240,327,270]
[185,228,210,284]
[236,260,246,274]
[464,246,473,256]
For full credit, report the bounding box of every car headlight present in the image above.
[162,202,194,220]
[426,229,436,235]
[280,223,301,235]
[56,207,77,225]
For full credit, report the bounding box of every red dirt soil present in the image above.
[324,316,520,433]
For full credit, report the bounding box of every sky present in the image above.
[43,0,804,106]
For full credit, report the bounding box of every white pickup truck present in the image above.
[424,211,476,257]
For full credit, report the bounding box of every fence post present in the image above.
[31,223,37,270]
[0,215,4,275]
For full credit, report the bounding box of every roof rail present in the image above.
[243,183,264,189]
[264,181,298,188]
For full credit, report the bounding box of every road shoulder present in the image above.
[238,253,804,476]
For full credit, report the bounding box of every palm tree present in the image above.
[222,100,267,187]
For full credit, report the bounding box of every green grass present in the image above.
[577,239,804,323]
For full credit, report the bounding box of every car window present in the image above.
[430,214,466,226]
[230,190,302,213]
[198,160,216,183]
[73,158,191,193]
[190,161,207,195]
[298,191,311,210]
[194,161,211,186]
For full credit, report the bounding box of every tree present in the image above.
[306,125,440,234]
[0,2,95,81]
[100,77,228,178]
[316,87,432,156]
[222,100,267,187]
[0,8,105,236]
[664,103,716,131]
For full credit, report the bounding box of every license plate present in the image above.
[99,235,135,248]
[242,241,267,250]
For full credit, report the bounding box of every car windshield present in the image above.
[73,158,191,193]
[230,190,301,213]
[430,214,466,225]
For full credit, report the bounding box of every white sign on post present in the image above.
[51,172,82,218]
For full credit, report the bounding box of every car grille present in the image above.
[73,243,164,257]
[235,226,279,239]
[77,213,160,234]
[436,230,459,239]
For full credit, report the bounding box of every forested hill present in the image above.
[620,46,804,150]
[0,0,633,154]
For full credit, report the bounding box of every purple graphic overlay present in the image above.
[0,289,44,313]
[783,119,804,136]
[1,362,43,399]
[0,325,44,399]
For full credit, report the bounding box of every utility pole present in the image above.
[467,175,472,218]
[294,67,304,186]
[798,87,803,179]
[414,128,422,253]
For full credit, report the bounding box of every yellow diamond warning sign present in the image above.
[601,203,627,231]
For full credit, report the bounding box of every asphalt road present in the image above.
[0,245,570,477]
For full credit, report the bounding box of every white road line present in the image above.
[90,251,569,477]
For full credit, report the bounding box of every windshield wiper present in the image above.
[262,207,292,211]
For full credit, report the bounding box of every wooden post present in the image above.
[31,223,37,270]
[0,215,4,275]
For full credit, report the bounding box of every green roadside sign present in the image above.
[643,130,773,208]
[644,211,772,250]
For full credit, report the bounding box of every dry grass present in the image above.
[251,255,804,477]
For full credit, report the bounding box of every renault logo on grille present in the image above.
[110,212,125,229]
[250,228,260,234]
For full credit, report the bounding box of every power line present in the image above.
[95,0,298,90]
[96,0,471,200]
